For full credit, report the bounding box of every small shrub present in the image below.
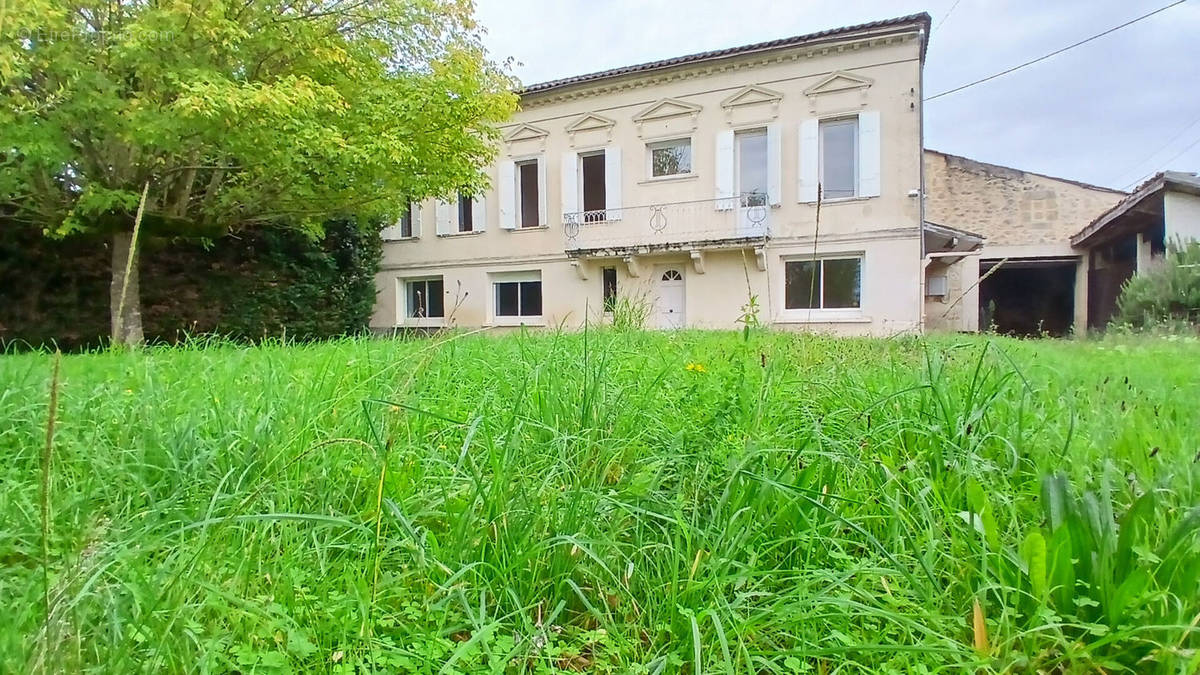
[1115,240,1200,329]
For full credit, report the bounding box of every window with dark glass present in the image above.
[457,193,474,232]
[399,203,413,238]
[406,278,444,318]
[494,280,542,317]
[736,129,767,207]
[517,160,540,228]
[581,152,606,220]
[602,267,617,312]
[820,118,858,199]
[785,258,861,310]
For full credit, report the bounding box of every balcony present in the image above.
[563,196,770,257]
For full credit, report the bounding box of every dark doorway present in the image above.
[979,259,1077,337]
[1086,235,1137,331]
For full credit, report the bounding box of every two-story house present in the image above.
[371,13,967,335]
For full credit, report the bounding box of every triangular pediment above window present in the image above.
[632,98,702,122]
[720,85,784,109]
[564,112,616,134]
[503,123,550,142]
[804,71,874,96]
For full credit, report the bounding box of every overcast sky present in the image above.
[475,0,1200,192]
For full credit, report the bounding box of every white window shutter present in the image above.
[537,157,548,227]
[604,146,622,220]
[380,224,402,240]
[714,129,735,210]
[472,194,487,231]
[766,122,782,207]
[858,110,881,198]
[435,200,451,235]
[498,160,516,229]
[798,119,819,203]
[410,200,422,238]
[561,151,579,219]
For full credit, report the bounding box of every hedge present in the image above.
[0,219,381,351]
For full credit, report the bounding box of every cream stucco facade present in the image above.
[371,15,934,336]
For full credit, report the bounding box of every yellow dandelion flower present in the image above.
[685,363,707,373]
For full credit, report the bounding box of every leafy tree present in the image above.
[1,0,516,344]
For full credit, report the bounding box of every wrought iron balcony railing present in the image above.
[563,195,770,254]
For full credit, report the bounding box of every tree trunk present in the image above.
[110,231,144,346]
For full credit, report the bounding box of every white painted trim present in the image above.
[498,159,516,229]
[798,119,819,203]
[714,128,735,210]
[766,122,782,206]
[561,151,579,216]
[604,145,623,220]
[858,110,881,198]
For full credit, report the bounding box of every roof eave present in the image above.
[1071,176,1166,247]
[518,13,931,99]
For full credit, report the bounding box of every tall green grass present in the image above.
[1,330,1198,673]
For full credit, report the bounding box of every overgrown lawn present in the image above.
[2,331,1198,673]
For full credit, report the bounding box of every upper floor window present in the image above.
[457,193,474,232]
[398,203,413,238]
[562,146,622,224]
[381,201,419,240]
[736,128,768,207]
[820,118,858,199]
[580,151,607,218]
[648,138,692,178]
[798,111,879,203]
[517,160,540,228]
[435,194,485,235]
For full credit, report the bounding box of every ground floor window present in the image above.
[493,272,542,318]
[785,257,862,309]
[602,266,617,312]
[405,277,444,318]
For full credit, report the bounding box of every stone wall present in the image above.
[924,150,1124,246]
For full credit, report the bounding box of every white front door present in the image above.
[655,267,686,329]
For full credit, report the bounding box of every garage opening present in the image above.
[979,258,1077,337]
[1086,235,1138,331]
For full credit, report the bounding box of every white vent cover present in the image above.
[926,274,949,297]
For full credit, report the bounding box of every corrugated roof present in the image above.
[519,13,931,97]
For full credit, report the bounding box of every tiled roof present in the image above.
[519,13,931,96]
[1071,171,1200,246]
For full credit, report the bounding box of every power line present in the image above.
[1112,111,1200,187]
[1122,133,1200,190]
[925,0,1188,101]
[1155,134,1200,169]
[935,0,965,31]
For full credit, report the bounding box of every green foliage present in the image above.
[996,474,1200,671]
[2,332,1198,672]
[1,0,515,343]
[1115,240,1200,329]
[1,0,517,235]
[607,292,652,331]
[0,218,381,350]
